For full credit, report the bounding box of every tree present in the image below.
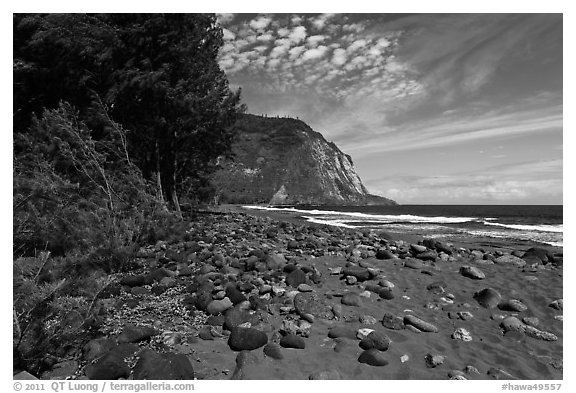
[13,14,245,209]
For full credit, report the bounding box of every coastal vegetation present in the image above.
[13,13,244,373]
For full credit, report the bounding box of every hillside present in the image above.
[211,114,396,206]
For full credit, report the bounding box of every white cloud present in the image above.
[277,27,290,37]
[288,45,306,60]
[301,45,329,61]
[250,16,272,31]
[311,13,335,30]
[332,48,347,65]
[216,13,235,25]
[291,15,303,25]
[257,33,274,42]
[222,28,236,41]
[288,26,307,44]
[306,35,326,48]
[347,39,367,54]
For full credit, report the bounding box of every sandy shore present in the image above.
[23,207,563,380]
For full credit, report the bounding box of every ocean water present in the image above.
[244,205,563,247]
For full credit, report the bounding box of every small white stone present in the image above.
[400,355,410,363]
[356,328,375,340]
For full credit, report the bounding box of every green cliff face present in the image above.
[211,114,396,206]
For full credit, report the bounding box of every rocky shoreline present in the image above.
[15,209,563,380]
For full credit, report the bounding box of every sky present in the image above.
[216,13,563,205]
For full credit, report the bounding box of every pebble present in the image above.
[404,259,424,269]
[132,349,195,380]
[293,292,333,321]
[410,244,428,253]
[359,315,378,325]
[280,334,306,349]
[346,275,358,285]
[500,316,525,333]
[272,286,286,297]
[359,331,391,351]
[84,351,130,380]
[328,326,357,339]
[494,255,527,268]
[403,315,439,333]
[459,265,486,280]
[400,354,410,363]
[356,328,375,340]
[382,313,405,330]
[549,299,563,311]
[524,325,558,341]
[522,317,539,327]
[378,287,395,300]
[329,267,343,275]
[286,269,308,287]
[117,325,158,344]
[263,343,284,359]
[342,266,371,281]
[451,327,473,341]
[228,327,268,351]
[206,297,233,315]
[341,292,363,307]
[358,349,389,366]
[498,299,528,312]
[473,288,502,309]
[425,353,445,368]
[297,283,314,292]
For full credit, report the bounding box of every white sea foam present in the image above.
[482,221,563,233]
[242,205,476,224]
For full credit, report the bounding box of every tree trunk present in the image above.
[155,140,166,208]
[171,155,183,220]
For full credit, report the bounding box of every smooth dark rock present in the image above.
[403,315,438,333]
[328,326,357,339]
[415,250,438,261]
[341,292,363,307]
[132,349,194,380]
[358,349,389,366]
[359,331,391,351]
[404,259,424,269]
[410,244,428,254]
[205,315,226,327]
[226,286,247,305]
[342,266,371,282]
[286,269,308,287]
[460,266,486,280]
[224,308,257,331]
[228,328,268,351]
[117,325,158,344]
[494,255,526,267]
[263,343,284,359]
[85,351,130,380]
[82,338,115,362]
[523,247,554,264]
[474,288,502,309]
[376,249,397,260]
[498,299,528,312]
[280,334,306,349]
[378,287,395,300]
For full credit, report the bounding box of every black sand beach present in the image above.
[18,207,563,380]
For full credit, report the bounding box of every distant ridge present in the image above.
[211,114,396,206]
